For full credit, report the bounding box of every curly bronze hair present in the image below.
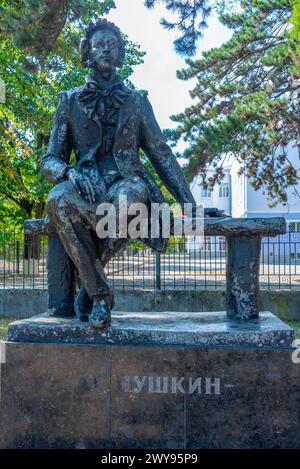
[79,18,125,69]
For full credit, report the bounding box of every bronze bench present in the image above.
[24,216,286,320]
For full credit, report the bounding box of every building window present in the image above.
[219,237,227,252]
[219,184,229,198]
[204,236,211,251]
[289,222,300,233]
[200,188,212,198]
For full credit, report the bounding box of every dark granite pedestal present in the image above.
[1,312,300,449]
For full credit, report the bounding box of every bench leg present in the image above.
[226,234,261,320]
[47,234,76,317]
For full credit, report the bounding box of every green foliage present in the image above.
[0,0,115,60]
[127,239,146,252]
[139,149,176,206]
[0,317,18,340]
[287,320,300,338]
[0,1,145,229]
[292,0,300,37]
[167,236,186,254]
[291,0,300,73]
[169,0,299,206]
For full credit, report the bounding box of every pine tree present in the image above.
[292,0,300,72]
[166,0,299,206]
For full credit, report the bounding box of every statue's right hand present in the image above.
[67,167,96,204]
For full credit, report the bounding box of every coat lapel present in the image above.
[113,98,133,148]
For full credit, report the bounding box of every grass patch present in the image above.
[287,321,300,339]
[0,318,19,340]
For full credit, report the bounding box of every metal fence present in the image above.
[0,230,300,290]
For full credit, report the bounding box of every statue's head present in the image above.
[79,19,125,72]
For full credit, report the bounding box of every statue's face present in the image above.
[89,29,120,72]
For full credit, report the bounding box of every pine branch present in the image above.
[144,0,215,56]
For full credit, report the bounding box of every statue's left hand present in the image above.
[67,167,96,204]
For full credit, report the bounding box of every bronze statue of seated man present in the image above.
[41,19,195,329]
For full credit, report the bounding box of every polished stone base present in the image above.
[0,312,300,449]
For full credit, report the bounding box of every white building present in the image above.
[188,143,300,260]
[187,158,231,255]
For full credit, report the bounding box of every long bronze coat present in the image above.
[41,76,195,251]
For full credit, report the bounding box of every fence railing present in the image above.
[0,230,300,290]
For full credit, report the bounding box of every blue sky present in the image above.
[106,0,231,130]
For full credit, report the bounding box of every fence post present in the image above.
[16,241,20,274]
[155,251,161,290]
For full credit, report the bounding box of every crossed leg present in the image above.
[46,175,150,326]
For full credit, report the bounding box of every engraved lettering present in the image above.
[133,376,146,394]
[171,377,185,394]
[155,376,169,393]
[205,377,221,395]
[189,377,202,394]
[149,376,169,393]
[122,376,130,393]
[119,375,223,395]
